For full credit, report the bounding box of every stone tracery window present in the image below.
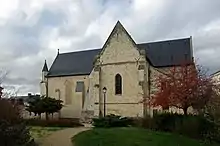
[115,74,122,95]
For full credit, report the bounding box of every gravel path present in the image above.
[40,127,90,146]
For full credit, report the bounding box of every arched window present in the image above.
[115,74,122,95]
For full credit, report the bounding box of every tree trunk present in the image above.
[46,112,49,120]
[59,111,61,119]
[183,107,188,115]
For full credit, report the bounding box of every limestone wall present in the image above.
[90,22,145,117]
[40,82,46,97]
[47,75,89,118]
[98,63,144,117]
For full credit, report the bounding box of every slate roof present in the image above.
[47,37,193,77]
[48,49,101,77]
[210,70,220,77]
[137,38,192,67]
[42,60,49,72]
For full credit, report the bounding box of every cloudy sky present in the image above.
[0,0,220,95]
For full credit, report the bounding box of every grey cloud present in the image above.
[4,76,39,86]
[0,7,68,59]
[130,1,220,42]
[0,5,69,94]
[124,1,220,74]
[70,34,103,51]
[38,9,68,27]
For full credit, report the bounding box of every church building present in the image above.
[40,21,193,119]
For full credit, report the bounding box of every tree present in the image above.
[150,62,215,115]
[0,70,36,145]
[26,96,44,118]
[0,99,36,146]
[41,97,63,118]
[0,70,20,99]
[26,96,63,119]
[0,86,3,98]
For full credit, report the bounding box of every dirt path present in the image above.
[40,127,90,146]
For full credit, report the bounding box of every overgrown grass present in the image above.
[30,126,64,143]
[72,128,218,146]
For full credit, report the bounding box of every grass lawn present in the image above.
[72,128,218,146]
[30,126,64,142]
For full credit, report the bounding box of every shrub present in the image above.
[26,96,63,119]
[24,118,83,127]
[0,99,37,146]
[139,113,216,141]
[0,99,20,122]
[92,114,133,128]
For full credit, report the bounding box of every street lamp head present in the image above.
[103,87,107,93]
[55,89,60,92]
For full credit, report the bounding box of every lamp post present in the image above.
[46,76,48,98]
[43,74,49,120]
[102,87,107,117]
[55,89,61,119]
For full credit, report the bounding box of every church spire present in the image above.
[42,60,48,72]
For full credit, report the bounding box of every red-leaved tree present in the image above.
[150,62,216,115]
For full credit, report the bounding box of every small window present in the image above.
[115,74,122,95]
[75,81,84,92]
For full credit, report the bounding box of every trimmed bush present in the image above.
[0,99,37,146]
[24,118,83,127]
[92,114,133,128]
[26,96,63,120]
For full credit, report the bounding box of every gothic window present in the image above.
[115,74,122,95]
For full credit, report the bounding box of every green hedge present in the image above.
[93,113,219,143]
[139,113,217,142]
[24,118,83,127]
[92,114,133,128]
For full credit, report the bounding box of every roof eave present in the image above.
[46,73,90,78]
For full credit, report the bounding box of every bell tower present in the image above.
[40,60,48,96]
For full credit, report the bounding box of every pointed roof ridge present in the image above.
[42,60,48,72]
[116,20,122,26]
[115,20,133,40]
[98,20,137,57]
[107,20,136,44]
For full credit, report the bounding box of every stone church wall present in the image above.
[91,22,145,117]
[47,75,89,118]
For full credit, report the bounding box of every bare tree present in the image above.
[0,70,8,84]
[0,70,20,98]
